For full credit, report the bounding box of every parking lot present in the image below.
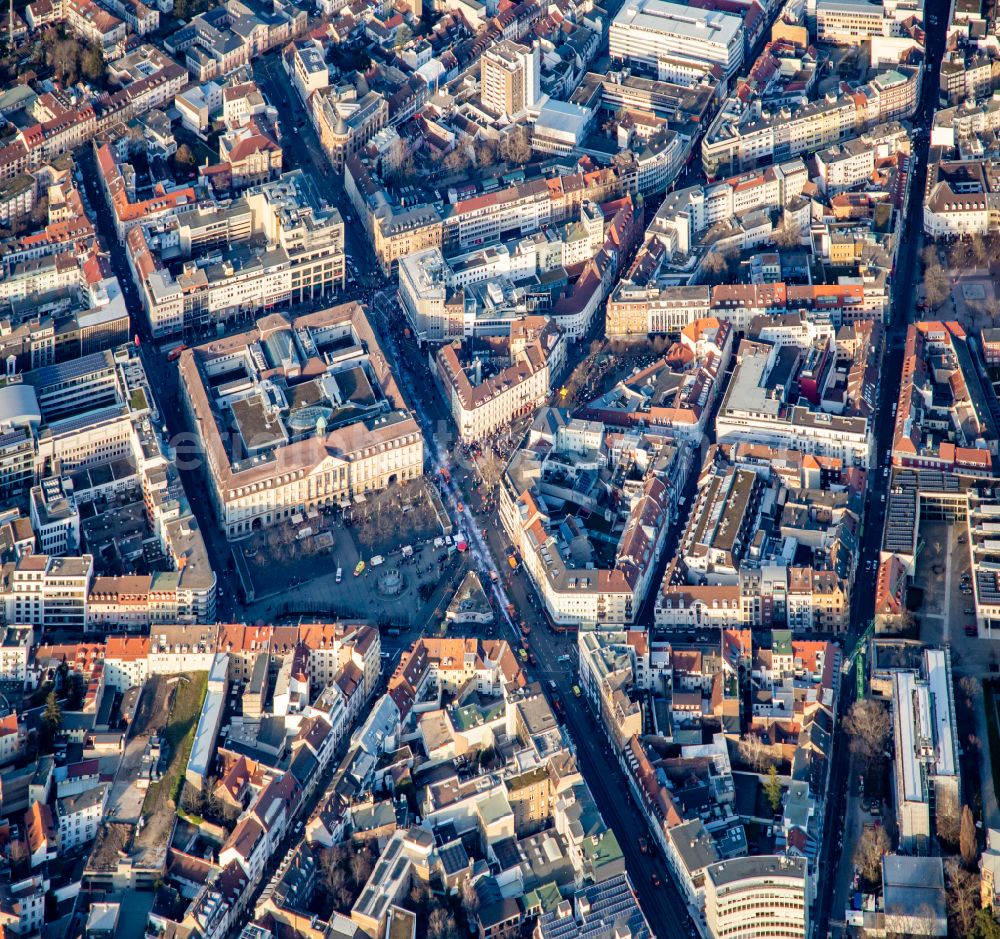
[106,674,178,825]
[911,520,998,658]
[912,521,959,644]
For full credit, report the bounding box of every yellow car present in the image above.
[518,648,528,662]
[572,684,582,698]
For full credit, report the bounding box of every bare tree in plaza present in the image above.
[960,804,978,869]
[945,858,979,937]
[853,824,890,885]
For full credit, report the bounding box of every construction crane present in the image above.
[840,618,876,699]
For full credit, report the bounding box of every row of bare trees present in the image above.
[387,127,533,187]
[921,242,1000,320]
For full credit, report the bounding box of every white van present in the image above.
[336,567,343,583]
[371,555,385,567]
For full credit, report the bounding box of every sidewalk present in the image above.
[830,751,863,934]
[972,682,1000,831]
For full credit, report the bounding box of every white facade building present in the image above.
[705,855,810,939]
[610,0,745,78]
[29,477,80,557]
[57,783,109,852]
[893,649,960,854]
[5,554,93,631]
[816,0,891,44]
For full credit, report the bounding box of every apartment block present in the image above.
[715,331,874,468]
[127,170,345,338]
[923,159,1000,238]
[891,321,996,473]
[579,318,732,442]
[657,442,862,629]
[702,66,920,177]
[500,408,689,627]
[434,317,567,443]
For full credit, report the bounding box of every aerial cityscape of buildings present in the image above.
[0,0,995,934]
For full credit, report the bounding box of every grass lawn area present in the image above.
[142,671,208,817]
[984,681,1000,802]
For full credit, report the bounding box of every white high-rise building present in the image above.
[610,0,745,78]
[705,856,810,939]
[480,40,540,118]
